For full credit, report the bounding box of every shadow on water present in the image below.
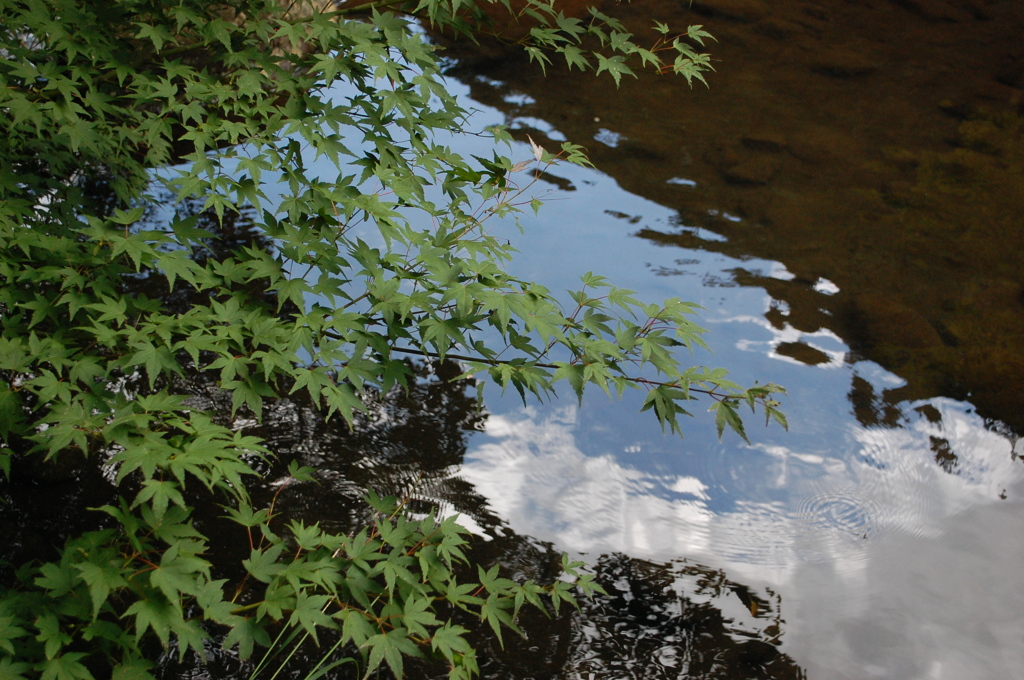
[0,200,805,679]
[441,0,1024,435]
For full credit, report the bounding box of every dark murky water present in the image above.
[5,1,1024,678]
[449,0,1024,433]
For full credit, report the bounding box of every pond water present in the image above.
[5,2,1024,679]
[428,105,1024,679]
[420,1,1024,677]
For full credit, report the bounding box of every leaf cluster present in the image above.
[0,0,782,677]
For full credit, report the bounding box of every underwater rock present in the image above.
[719,152,780,185]
[742,133,788,153]
[891,0,974,23]
[809,48,879,78]
[688,0,768,23]
[850,293,944,350]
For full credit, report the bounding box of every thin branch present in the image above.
[387,345,741,400]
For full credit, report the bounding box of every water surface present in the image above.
[431,2,1024,677]
[5,2,1024,677]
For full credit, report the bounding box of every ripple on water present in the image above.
[795,490,879,541]
[705,415,1014,570]
[463,400,1021,572]
[695,498,860,570]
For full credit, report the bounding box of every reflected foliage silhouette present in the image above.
[448,554,807,680]
[161,356,806,679]
[1,200,805,679]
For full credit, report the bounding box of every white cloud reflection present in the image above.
[461,398,1024,679]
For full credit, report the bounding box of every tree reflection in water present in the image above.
[168,361,807,679]
[0,202,804,678]
[173,356,806,679]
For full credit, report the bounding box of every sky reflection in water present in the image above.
[429,80,1024,679]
